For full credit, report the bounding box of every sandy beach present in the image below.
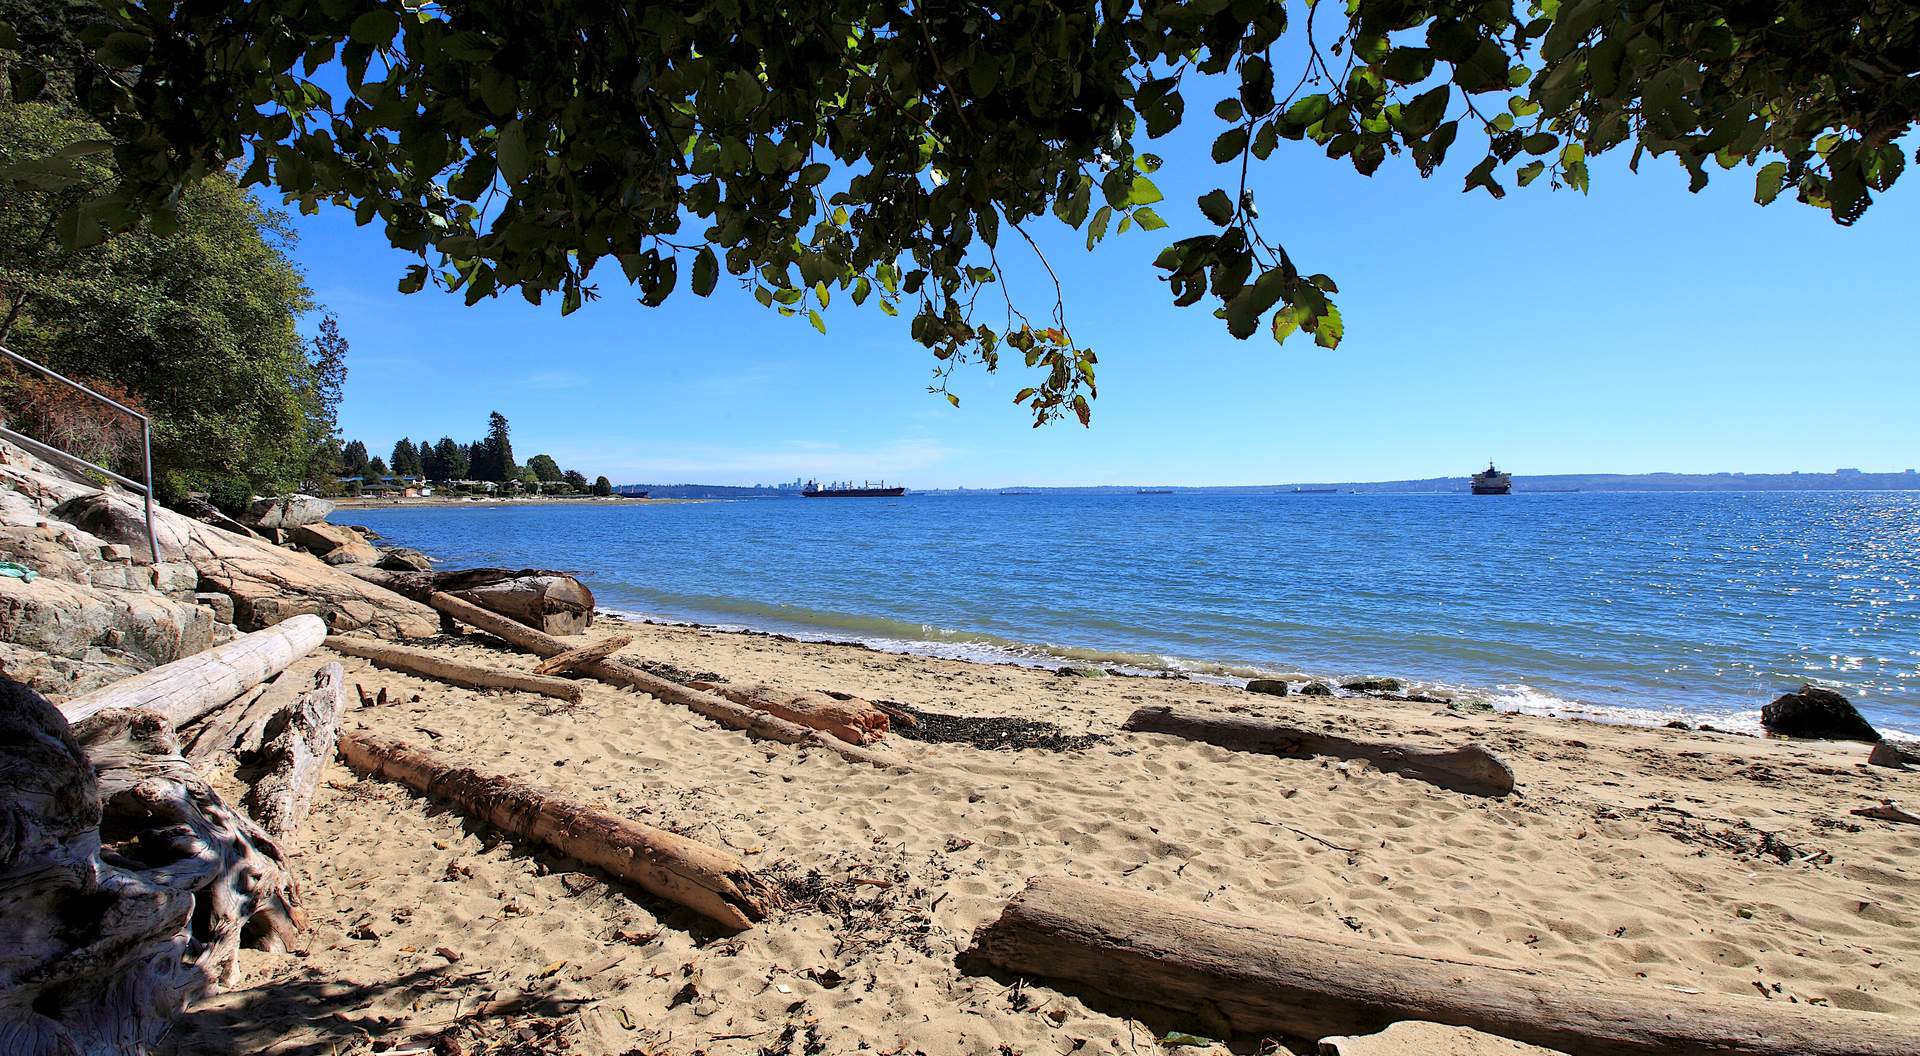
[174,614,1920,1055]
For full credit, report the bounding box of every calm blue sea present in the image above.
[346,492,1920,735]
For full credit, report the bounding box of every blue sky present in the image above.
[295,109,1920,488]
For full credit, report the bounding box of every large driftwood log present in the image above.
[337,730,777,930]
[181,656,330,764]
[324,635,584,702]
[428,592,902,768]
[242,662,346,843]
[967,876,1920,1056]
[341,566,596,634]
[59,614,329,726]
[1123,705,1515,797]
[691,681,891,746]
[1,678,303,1056]
[534,635,634,675]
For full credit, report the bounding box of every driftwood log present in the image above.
[241,662,346,843]
[337,730,777,930]
[428,592,902,768]
[967,876,1920,1056]
[324,635,584,702]
[534,635,633,676]
[59,614,329,726]
[340,566,595,635]
[1123,705,1515,797]
[1,677,303,1056]
[1852,800,1920,825]
[181,656,331,765]
[691,681,891,746]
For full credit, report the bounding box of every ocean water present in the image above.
[345,492,1920,735]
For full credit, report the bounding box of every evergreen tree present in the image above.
[432,437,467,480]
[591,475,614,497]
[389,437,419,476]
[341,439,369,477]
[296,314,348,494]
[367,456,388,477]
[416,439,432,476]
[480,411,514,482]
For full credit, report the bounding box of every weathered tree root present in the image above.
[1,676,304,1056]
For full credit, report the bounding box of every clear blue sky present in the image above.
[293,112,1920,488]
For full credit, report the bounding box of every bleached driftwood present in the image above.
[1,677,303,1056]
[1122,705,1515,797]
[533,635,634,675]
[691,681,891,746]
[324,635,583,702]
[241,662,346,842]
[1852,800,1920,825]
[341,566,595,635]
[337,730,777,930]
[428,592,901,768]
[966,876,1920,1056]
[59,614,328,726]
[181,656,331,765]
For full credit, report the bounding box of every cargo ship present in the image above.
[1471,462,1513,495]
[802,480,906,498]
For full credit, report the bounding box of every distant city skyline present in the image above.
[298,107,1920,490]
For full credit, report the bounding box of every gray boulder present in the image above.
[1760,684,1879,742]
[245,494,335,530]
[48,493,189,562]
[1299,681,1334,696]
[376,547,434,572]
[1246,678,1290,696]
[1340,677,1404,694]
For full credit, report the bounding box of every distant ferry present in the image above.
[802,479,906,498]
[1137,488,1173,495]
[1471,462,1513,495]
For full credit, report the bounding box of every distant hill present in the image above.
[615,483,799,499]
[915,468,1920,495]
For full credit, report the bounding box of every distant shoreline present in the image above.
[334,494,706,510]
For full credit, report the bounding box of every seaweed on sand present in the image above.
[877,701,1108,752]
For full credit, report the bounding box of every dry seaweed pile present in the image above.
[880,701,1107,752]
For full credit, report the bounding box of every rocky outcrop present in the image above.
[376,547,433,572]
[1760,684,1879,742]
[244,493,335,530]
[1246,678,1290,696]
[49,492,191,562]
[1341,677,1404,694]
[1299,681,1334,696]
[321,540,380,566]
[289,520,359,556]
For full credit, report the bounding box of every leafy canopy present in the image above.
[5,0,1915,423]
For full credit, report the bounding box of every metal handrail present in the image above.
[0,345,159,563]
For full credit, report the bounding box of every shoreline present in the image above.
[334,494,706,510]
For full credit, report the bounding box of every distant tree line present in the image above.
[338,411,607,495]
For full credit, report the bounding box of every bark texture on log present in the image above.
[181,656,331,765]
[437,568,594,635]
[58,614,329,727]
[692,681,891,746]
[338,730,777,930]
[1,678,303,1056]
[428,592,902,768]
[1123,705,1515,797]
[534,635,633,675]
[242,662,346,843]
[324,635,583,702]
[967,877,1919,1056]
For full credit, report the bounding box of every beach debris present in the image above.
[1245,678,1290,696]
[58,613,328,725]
[2,678,304,1056]
[965,876,1913,1056]
[1298,681,1334,696]
[429,591,903,768]
[435,567,596,635]
[1851,800,1920,826]
[338,728,780,929]
[533,634,634,675]
[1449,698,1496,714]
[1339,677,1404,694]
[241,662,346,843]
[880,700,1108,752]
[1123,705,1515,797]
[637,658,727,684]
[689,681,891,746]
[1760,684,1880,742]
[325,635,584,702]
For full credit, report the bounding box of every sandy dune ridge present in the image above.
[178,616,1919,1055]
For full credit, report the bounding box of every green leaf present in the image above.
[496,121,528,185]
[350,9,399,46]
[1522,133,1557,155]
[1517,160,1546,186]
[1215,99,1244,122]
[692,246,718,296]
[1086,205,1112,250]
[808,308,826,333]
[1211,127,1248,164]
[1313,304,1343,348]
[1271,304,1302,343]
[1754,161,1789,205]
[1126,175,1164,207]
[1197,189,1235,225]
[1284,94,1331,127]
[798,162,831,185]
[1132,206,1167,231]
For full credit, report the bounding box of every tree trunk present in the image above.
[58,614,329,726]
[692,681,891,746]
[180,656,331,765]
[427,592,902,768]
[337,730,778,931]
[323,635,584,702]
[533,634,634,675]
[1122,705,1515,797]
[966,876,1920,1056]
[241,662,346,843]
[1,677,303,1056]
[436,568,595,635]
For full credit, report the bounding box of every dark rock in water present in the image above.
[1246,678,1289,696]
[1665,720,1693,730]
[1387,692,1452,705]
[377,547,434,572]
[1760,684,1879,742]
[1298,682,1333,696]
[1339,677,1403,694]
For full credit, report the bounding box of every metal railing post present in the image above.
[0,345,161,563]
